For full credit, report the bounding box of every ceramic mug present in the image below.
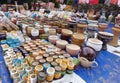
[79,57,98,68]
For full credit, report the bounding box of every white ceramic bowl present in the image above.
[48,35,59,44]
[86,38,103,51]
[56,40,68,49]
[66,44,80,56]
[79,57,98,68]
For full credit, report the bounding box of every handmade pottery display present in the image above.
[97,32,114,50]
[72,33,86,46]
[86,38,103,51]
[66,44,80,56]
[109,27,120,46]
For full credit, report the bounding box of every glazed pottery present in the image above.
[79,57,98,68]
[97,32,114,50]
[80,46,96,61]
[86,38,103,51]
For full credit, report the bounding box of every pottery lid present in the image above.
[49,35,59,40]
[46,57,53,62]
[43,63,51,68]
[60,62,67,67]
[56,40,68,45]
[66,44,80,50]
[99,32,114,37]
[53,55,58,59]
[51,61,58,66]
[62,29,73,35]
[59,55,65,59]
[88,38,103,45]
[56,58,62,63]
[43,53,49,57]
[68,61,74,67]
[35,56,43,60]
[47,67,55,75]
[72,33,86,40]
[32,61,39,66]
[38,72,46,77]
[63,53,71,58]
[35,65,43,71]
[39,59,46,63]
[55,66,61,72]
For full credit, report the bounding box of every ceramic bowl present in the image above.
[86,38,103,51]
[48,35,59,44]
[78,57,98,68]
[66,44,80,56]
[56,40,68,49]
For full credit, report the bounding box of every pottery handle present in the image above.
[91,61,98,68]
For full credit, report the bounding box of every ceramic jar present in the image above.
[54,66,62,79]
[66,44,80,56]
[86,38,103,51]
[56,40,68,49]
[35,65,43,74]
[46,67,55,82]
[48,35,59,44]
[30,74,37,83]
[38,72,46,83]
